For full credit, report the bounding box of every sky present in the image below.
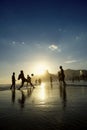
[0,0,87,83]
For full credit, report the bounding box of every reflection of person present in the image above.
[18,70,27,89]
[50,76,52,83]
[59,82,67,109]
[11,89,16,104]
[18,90,26,108]
[27,88,32,98]
[50,76,53,88]
[58,66,66,85]
[10,72,16,89]
[18,89,33,109]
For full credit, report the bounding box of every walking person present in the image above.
[10,72,16,89]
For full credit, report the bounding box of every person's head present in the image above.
[13,72,15,75]
[20,70,23,74]
[59,66,62,69]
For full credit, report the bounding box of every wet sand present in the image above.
[0,82,87,130]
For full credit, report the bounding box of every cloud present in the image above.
[76,36,81,40]
[21,42,25,45]
[12,41,16,45]
[10,41,25,46]
[58,28,67,33]
[67,56,73,60]
[65,60,78,64]
[58,28,62,32]
[49,44,60,51]
[75,32,87,41]
[35,43,42,48]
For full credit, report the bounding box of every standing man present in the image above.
[10,72,16,89]
[58,66,66,85]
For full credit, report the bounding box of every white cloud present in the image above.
[49,44,61,52]
[10,41,19,45]
[10,41,25,46]
[49,44,58,51]
[65,60,77,64]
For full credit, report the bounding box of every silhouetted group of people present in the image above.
[10,70,34,90]
[35,78,42,85]
[18,70,34,89]
[10,65,66,90]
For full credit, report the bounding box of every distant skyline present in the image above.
[0,0,87,83]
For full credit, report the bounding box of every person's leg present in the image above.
[13,83,15,89]
[30,82,35,88]
[63,78,66,86]
[10,85,12,89]
[10,82,13,89]
[18,81,24,89]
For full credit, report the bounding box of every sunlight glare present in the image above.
[39,83,46,100]
[34,63,48,75]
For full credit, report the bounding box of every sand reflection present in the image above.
[59,82,67,109]
[38,83,46,101]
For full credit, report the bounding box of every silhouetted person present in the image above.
[38,78,41,85]
[58,66,66,85]
[18,70,27,89]
[27,75,34,88]
[50,76,53,88]
[10,72,16,89]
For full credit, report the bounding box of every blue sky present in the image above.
[0,0,87,83]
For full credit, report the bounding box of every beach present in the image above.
[0,82,87,130]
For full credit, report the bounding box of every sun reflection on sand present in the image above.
[38,83,46,101]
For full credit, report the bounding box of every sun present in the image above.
[36,64,46,75]
[34,64,48,75]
